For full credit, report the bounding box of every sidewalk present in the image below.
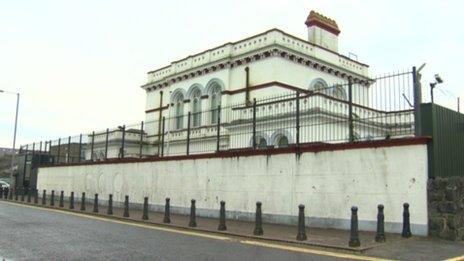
[2,197,464,260]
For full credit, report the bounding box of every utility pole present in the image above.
[0,90,20,188]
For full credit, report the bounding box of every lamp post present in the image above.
[0,89,20,188]
[430,74,443,104]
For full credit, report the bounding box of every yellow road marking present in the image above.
[240,240,395,261]
[2,200,394,260]
[1,201,230,241]
[444,254,464,261]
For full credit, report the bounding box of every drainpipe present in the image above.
[245,67,250,105]
[157,91,163,155]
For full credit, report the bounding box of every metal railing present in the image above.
[20,69,416,165]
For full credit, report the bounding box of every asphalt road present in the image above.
[0,201,356,261]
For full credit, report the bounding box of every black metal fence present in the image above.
[20,69,417,165]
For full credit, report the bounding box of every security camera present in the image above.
[435,74,443,84]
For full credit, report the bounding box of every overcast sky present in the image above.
[1,0,463,148]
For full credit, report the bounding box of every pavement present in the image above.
[1,198,464,260]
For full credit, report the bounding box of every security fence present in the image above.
[19,69,417,165]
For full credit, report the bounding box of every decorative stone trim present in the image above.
[143,48,371,92]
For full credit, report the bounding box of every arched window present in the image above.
[191,89,202,127]
[275,135,289,148]
[210,85,221,124]
[174,93,184,129]
[310,79,329,93]
[257,136,267,149]
[332,85,347,100]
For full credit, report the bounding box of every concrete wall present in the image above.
[37,143,429,235]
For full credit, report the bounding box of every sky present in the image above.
[1,0,463,148]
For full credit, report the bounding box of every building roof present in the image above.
[143,28,369,89]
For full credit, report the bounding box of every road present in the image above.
[0,201,370,261]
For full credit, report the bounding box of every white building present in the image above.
[88,10,414,159]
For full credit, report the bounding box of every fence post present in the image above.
[78,134,82,163]
[32,143,35,162]
[39,141,42,154]
[348,78,354,142]
[67,136,71,163]
[216,105,221,152]
[186,112,191,155]
[47,141,51,158]
[57,139,61,163]
[252,98,257,149]
[105,128,109,160]
[412,66,422,136]
[120,125,126,158]
[161,117,165,157]
[296,92,300,149]
[90,131,95,161]
[139,121,144,158]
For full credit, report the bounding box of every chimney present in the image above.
[305,11,340,52]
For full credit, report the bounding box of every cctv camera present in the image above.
[435,74,443,84]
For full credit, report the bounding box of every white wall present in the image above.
[37,143,429,235]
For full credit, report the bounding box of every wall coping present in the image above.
[39,136,431,168]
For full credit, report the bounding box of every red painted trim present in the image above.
[40,137,431,169]
[222,81,310,95]
[145,105,169,114]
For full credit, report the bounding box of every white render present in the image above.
[37,143,429,235]
[143,30,370,128]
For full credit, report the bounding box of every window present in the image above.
[210,85,221,124]
[191,89,202,127]
[174,94,184,129]
[257,136,267,149]
[275,135,289,148]
[310,79,328,93]
[332,85,347,100]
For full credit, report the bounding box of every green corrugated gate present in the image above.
[421,103,464,177]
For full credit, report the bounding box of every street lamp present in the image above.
[0,89,20,188]
[430,74,443,104]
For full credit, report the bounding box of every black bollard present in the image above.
[27,188,32,203]
[50,190,55,206]
[123,195,129,217]
[20,188,25,202]
[34,189,38,204]
[80,192,86,211]
[296,204,307,241]
[189,199,197,227]
[402,203,412,238]
[59,191,64,208]
[218,201,227,231]
[253,201,264,236]
[349,206,361,247]
[142,197,149,220]
[0,187,3,199]
[69,192,74,209]
[375,204,386,242]
[93,194,99,213]
[163,198,171,223]
[15,188,18,201]
[107,194,113,215]
[41,190,46,205]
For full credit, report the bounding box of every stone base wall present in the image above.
[428,177,464,241]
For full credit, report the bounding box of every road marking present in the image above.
[0,201,231,241]
[240,240,394,261]
[444,255,464,261]
[1,201,392,260]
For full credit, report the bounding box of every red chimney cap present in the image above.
[305,10,340,36]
